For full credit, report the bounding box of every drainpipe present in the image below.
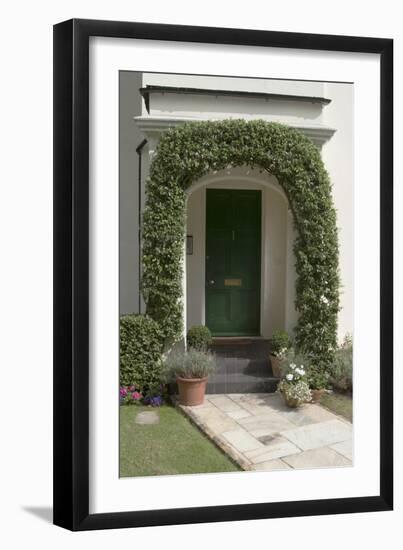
[136,139,147,313]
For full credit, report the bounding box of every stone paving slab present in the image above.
[330,439,353,460]
[280,419,352,451]
[230,394,284,416]
[251,459,292,471]
[192,406,239,434]
[207,395,243,412]
[275,403,337,426]
[222,428,264,453]
[244,436,301,463]
[282,447,351,469]
[227,409,252,420]
[177,393,353,472]
[239,411,296,435]
[135,411,160,425]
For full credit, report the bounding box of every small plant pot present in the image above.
[270,355,283,378]
[177,376,208,406]
[310,388,326,403]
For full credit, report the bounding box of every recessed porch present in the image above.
[185,166,298,341]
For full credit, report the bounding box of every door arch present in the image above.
[141,119,339,370]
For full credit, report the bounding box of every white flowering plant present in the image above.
[277,360,312,407]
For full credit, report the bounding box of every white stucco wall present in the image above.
[147,92,325,126]
[322,83,354,341]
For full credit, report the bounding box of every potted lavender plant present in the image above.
[164,348,216,406]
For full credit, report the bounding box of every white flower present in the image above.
[286,373,294,381]
[320,295,329,305]
[289,362,296,370]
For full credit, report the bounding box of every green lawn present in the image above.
[120,404,241,477]
[320,392,353,422]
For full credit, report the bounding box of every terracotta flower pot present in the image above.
[310,388,326,403]
[270,355,283,378]
[177,376,208,406]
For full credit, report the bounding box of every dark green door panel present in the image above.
[205,189,261,336]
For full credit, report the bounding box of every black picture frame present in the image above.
[53,18,393,531]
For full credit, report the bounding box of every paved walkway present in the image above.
[179,393,352,471]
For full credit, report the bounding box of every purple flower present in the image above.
[119,387,128,397]
[145,395,163,407]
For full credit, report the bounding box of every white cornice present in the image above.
[134,116,336,147]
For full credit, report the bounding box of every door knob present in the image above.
[209,280,215,284]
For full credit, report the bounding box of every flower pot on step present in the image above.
[270,355,283,378]
[177,376,208,406]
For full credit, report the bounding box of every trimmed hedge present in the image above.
[187,325,213,351]
[270,330,292,355]
[142,119,340,372]
[119,314,163,391]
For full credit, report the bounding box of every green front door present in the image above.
[205,189,261,336]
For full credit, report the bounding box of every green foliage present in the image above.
[187,325,213,351]
[277,346,306,370]
[142,119,340,375]
[270,329,292,356]
[119,314,163,390]
[282,346,329,389]
[163,349,216,380]
[329,334,353,392]
[306,365,330,390]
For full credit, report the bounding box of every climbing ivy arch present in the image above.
[141,120,340,371]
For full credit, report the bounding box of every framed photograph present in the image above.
[53,19,393,531]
